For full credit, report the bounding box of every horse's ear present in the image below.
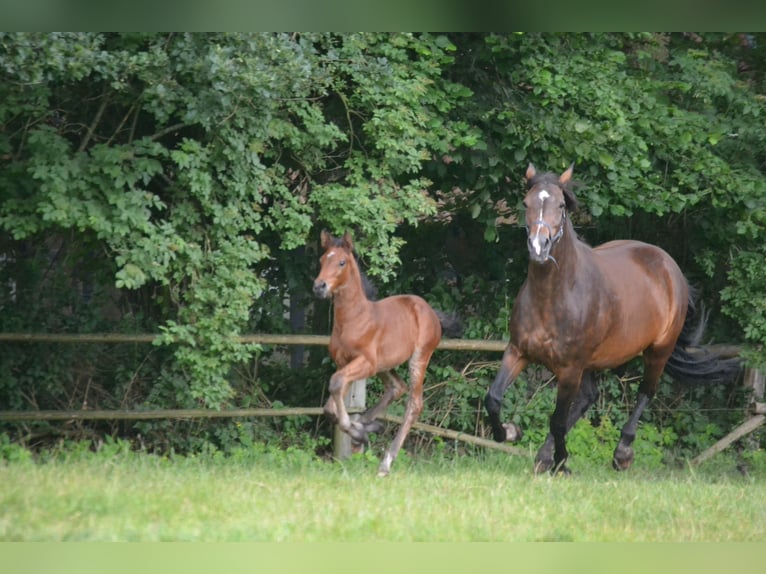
[342,230,354,251]
[559,163,574,184]
[320,229,332,249]
[525,163,537,181]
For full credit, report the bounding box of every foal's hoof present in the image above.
[612,445,634,471]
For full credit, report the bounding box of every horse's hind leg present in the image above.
[358,370,407,435]
[377,350,432,477]
[613,350,667,471]
[536,371,599,473]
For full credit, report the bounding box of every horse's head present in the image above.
[523,163,578,265]
[313,230,355,299]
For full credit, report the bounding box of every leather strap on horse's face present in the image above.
[526,208,566,247]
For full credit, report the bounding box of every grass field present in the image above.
[2,440,765,542]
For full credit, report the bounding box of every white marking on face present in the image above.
[531,189,550,255]
[326,251,335,259]
[537,189,550,222]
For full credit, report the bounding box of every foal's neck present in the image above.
[332,261,372,320]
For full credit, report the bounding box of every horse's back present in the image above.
[591,239,688,359]
[373,294,441,365]
[593,239,685,296]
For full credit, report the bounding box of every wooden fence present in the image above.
[0,333,524,458]
[0,332,763,463]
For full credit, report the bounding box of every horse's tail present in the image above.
[664,291,741,385]
[435,310,463,339]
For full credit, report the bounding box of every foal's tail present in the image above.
[664,292,741,386]
[435,310,464,339]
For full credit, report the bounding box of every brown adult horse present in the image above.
[313,230,454,476]
[485,164,740,474]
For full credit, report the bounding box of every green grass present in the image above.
[1,442,765,542]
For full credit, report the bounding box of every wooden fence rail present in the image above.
[0,332,509,352]
[0,332,761,463]
[0,332,518,458]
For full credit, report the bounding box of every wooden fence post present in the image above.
[332,378,366,460]
[691,366,765,465]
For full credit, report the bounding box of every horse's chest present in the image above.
[514,314,582,366]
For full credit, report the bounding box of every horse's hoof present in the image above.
[377,452,394,477]
[364,420,385,435]
[612,445,634,471]
[347,421,369,445]
[534,458,553,474]
[503,422,523,443]
[553,462,572,476]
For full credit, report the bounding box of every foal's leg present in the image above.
[358,370,407,435]
[485,345,528,443]
[377,350,432,477]
[325,356,377,445]
[535,371,599,473]
[613,350,667,471]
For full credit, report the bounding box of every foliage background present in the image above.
[1,32,764,463]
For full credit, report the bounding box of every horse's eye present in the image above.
[339,259,346,267]
[559,202,566,209]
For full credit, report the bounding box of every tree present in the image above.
[0,32,475,410]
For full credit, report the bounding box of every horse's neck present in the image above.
[332,266,372,322]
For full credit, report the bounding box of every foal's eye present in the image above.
[559,202,566,209]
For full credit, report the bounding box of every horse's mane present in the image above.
[526,171,580,212]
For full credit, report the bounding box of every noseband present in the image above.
[526,209,566,267]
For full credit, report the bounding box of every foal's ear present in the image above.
[525,163,537,181]
[342,230,354,251]
[559,162,574,184]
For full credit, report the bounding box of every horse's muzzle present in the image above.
[313,280,331,299]
[527,235,552,264]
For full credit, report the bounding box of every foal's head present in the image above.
[313,230,357,299]
[523,163,578,265]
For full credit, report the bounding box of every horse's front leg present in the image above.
[485,345,528,443]
[538,367,583,475]
[536,371,599,473]
[324,357,376,445]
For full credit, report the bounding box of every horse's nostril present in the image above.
[313,281,328,296]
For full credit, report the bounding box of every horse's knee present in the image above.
[328,373,344,395]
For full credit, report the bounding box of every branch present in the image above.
[78,90,110,153]
[150,122,188,141]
